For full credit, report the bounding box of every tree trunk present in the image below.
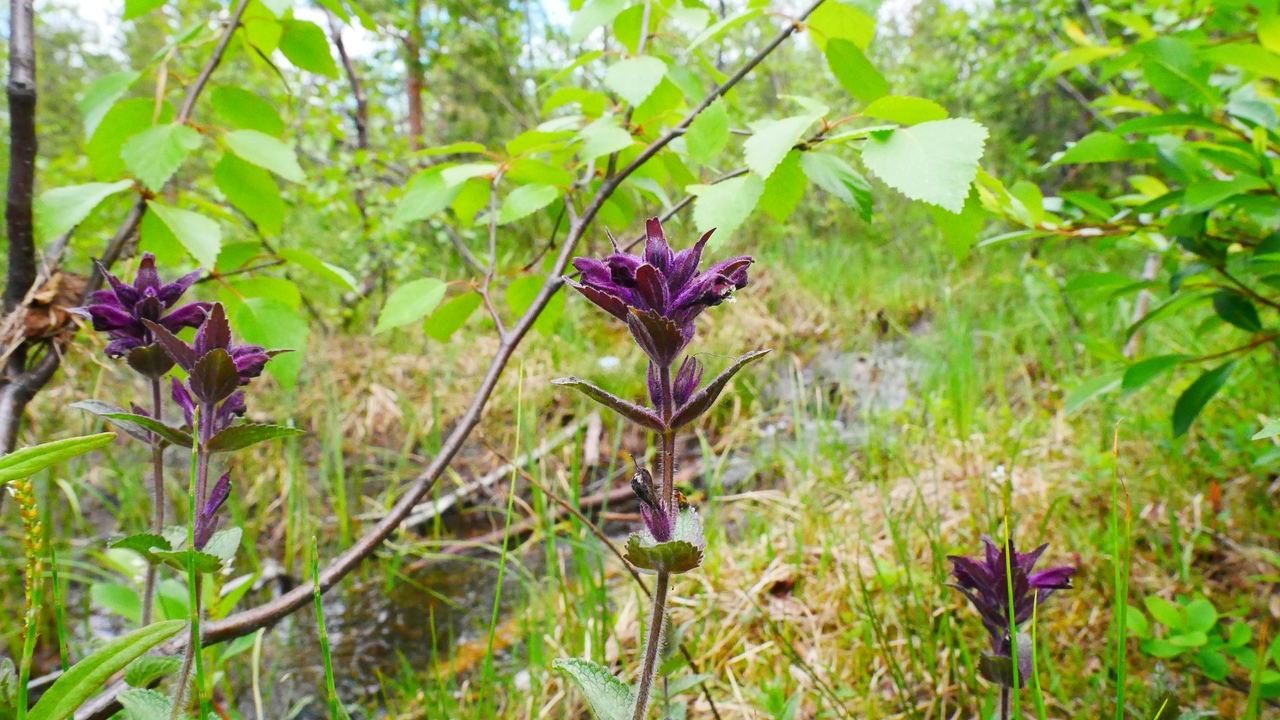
[404,0,425,150]
[0,0,49,459]
[6,0,37,313]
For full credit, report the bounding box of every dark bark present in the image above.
[0,0,42,459]
[5,0,37,313]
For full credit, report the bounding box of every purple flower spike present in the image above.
[567,218,752,370]
[193,472,231,550]
[948,535,1075,658]
[78,252,210,377]
[145,303,273,388]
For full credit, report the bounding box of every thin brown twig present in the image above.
[1191,332,1280,362]
[481,172,508,338]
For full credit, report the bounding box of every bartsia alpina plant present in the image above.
[552,218,769,720]
[75,255,304,717]
[949,535,1076,718]
[72,253,209,625]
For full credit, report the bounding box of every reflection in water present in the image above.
[237,551,544,718]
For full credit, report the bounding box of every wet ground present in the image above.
[59,336,925,718]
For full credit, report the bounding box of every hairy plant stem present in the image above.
[1001,687,1010,720]
[142,377,164,626]
[632,570,669,720]
[633,363,676,720]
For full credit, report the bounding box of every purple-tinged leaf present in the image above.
[72,403,192,447]
[141,319,196,372]
[70,400,156,444]
[189,349,240,405]
[669,349,770,429]
[552,377,665,432]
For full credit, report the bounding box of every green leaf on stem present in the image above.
[578,117,634,162]
[206,423,306,453]
[569,0,627,42]
[69,400,155,444]
[1173,361,1237,437]
[825,38,887,102]
[605,56,667,107]
[1122,355,1187,395]
[146,201,222,269]
[279,18,340,78]
[551,658,635,720]
[81,71,141,138]
[215,152,284,236]
[117,688,173,720]
[123,656,182,688]
[27,619,186,720]
[1213,291,1263,333]
[211,86,285,137]
[35,180,135,243]
[0,432,117,484]
[744,113,821,180]
[222,129,305,183]
[499,184,559,224]
[376,278,448,334]
[152,549,224,574]
[806,0,875,51]
[685,97,730,164]
[760,150,807,221]
[862,95,948,125]
[202,527,242,565]
[860,118,988,213]
[120,123,202,192]
[235,298,309,389]
[624,507,706,574]
[109,533,173,565]
[687,174,765,247]
[424,292,482,342]
[800,152,872,220]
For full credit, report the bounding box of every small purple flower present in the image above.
[193,471,231,550]
[77,253,210,377]
[630,463,674,542]
[567,218,751,370]
[171,378,245,435]
[649,357,703,409]
[948,535,1075,658]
